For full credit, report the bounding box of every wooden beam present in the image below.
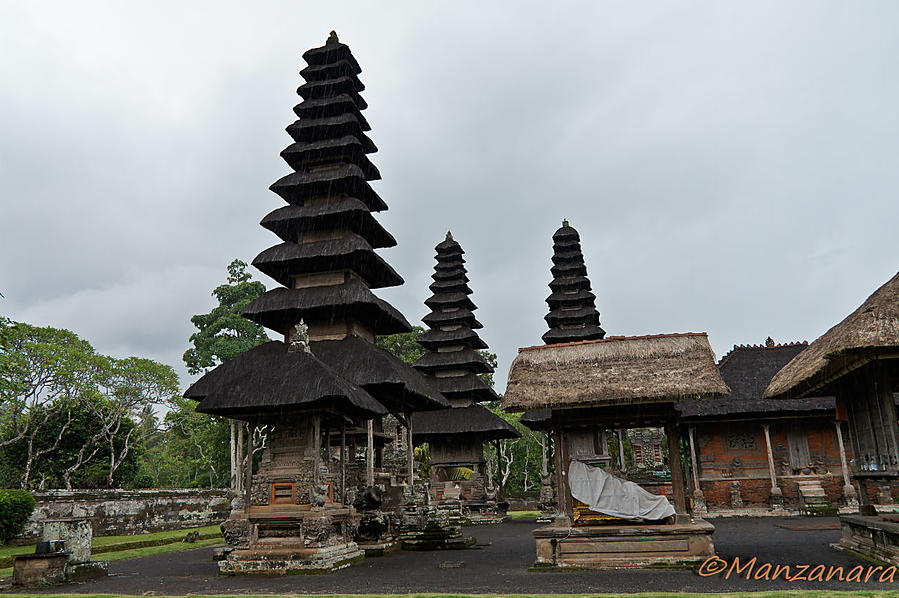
[230,421,236,492]
[366,419,375,486]
[688,425,701,494]
[236,423,245,492]
[835,420,852,488]
[762,423,778,490]
[406,411,414,485]
[313,416,321,486]
[244,422,253,514]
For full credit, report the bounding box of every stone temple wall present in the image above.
[22,489,231,539]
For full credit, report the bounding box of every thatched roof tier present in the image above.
[417,327,488,351]
[429,279,473,294]
[286,113,376,152]
[297,75,365,102]
[302,34,361,70]
[413,348,494,374]
[280,137,379,179]
[311,335,450,413]
[549,275,592,292]
[765,271,899,400]
[503,333,730,411]
[519,409,550,431]
[433,373,498,403]
[541,324,608,345]
[546,289,596,306]
[186,341,386,420]
[542,221,605,345]
[421,308,483,329]
[269,164,386,211]
[293,95,369,125]
[252,236,403,289]
[260,199,395,248]
[677,341,833,420]
[300,59,361,82]
[545,306,603,326]
[242,280,411,335]
[424,292,476,311]
[432,267,469,282]
[412,405,520,441]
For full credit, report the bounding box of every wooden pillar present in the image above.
[541,432,548,476]
[665,423,687,515]
[688,425,701,494]
[406,412,414,485]
[366,419,374,486]
[617,430,626,471]
[236,423,245,492]
[230,421,236,491]
[341,421,347,504]
[244,421,253,513]
[762,423,778,490]
[486,442,494,489]
[313,416,321,486]
[553,428,571,521]
[835,420,852,487]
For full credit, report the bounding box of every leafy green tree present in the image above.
[376,326,426,364]
[183,259,269,375]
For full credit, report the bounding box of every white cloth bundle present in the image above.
[568,460,676,521]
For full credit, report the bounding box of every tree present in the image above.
[0,321,98,488]
[375,326,426,365]
[183,259,269,375]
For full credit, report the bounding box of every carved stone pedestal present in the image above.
[397,501,476,550]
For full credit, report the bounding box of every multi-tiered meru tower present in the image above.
[188,32,448,573]
[542,220,605,345]
[412,233,519,524]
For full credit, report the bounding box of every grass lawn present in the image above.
[505,510,541,520]
[0,525,223,580]
[3,593,899,598]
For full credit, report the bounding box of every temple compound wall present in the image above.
[22,489,231,539]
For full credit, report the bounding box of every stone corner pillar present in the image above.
[769,485,784,509]
[843,483,859,508]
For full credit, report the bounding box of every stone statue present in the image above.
[290,319,311,353]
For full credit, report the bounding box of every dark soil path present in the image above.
[13,517,896,594]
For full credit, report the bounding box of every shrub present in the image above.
[0,489,36,543]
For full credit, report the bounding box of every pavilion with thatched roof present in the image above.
[763,271,899,565]
[504,331,728,568]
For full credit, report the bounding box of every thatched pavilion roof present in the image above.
[764,271,899,400]
[412,405,520,441]
[186,341,386,420]
[503,332,730,412]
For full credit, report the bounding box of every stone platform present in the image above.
[219,541,364,574]
[836,514,899,566]
[532,519,715,569]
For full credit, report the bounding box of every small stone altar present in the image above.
[13,517,108,587]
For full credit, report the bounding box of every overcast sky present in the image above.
[2,1,897,393]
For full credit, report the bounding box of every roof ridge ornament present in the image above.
[327,30,339,44]
[290,319,312,353]
[445,230,453,241]
[562,219,569,227]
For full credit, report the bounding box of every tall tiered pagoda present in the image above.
[543,220,605,345]
[186,32,448,572]
[412,233,519,523]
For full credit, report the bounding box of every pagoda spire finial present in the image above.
[562,219,569,227]
[327,30,339,44]
[446,230,453,241]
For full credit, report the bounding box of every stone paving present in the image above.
[13,517,897,594]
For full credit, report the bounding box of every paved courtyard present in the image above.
[17,517,896,594]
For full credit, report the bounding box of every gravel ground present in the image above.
[11,516,896,595]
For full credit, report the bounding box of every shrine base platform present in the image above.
[837,514,899,566]
[532,519,715,569]
[219,542,364,575]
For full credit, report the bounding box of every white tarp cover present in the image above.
[568,460,676,520]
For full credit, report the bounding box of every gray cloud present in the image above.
[2,1,897,392]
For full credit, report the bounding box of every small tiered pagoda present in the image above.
[187,32,448,572]
[543,220,605,345]
[411,233,519,524]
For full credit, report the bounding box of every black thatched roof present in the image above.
[300,59,361,82]
[293,95,368,124]
[303,33,361,70]
[542,221,605,345]
[421,308,483,329]
[280,136,379,178]
[677,340,833,420]
[252,235,403,289]
[269,164,386,211]
[412,405,520,441]
[418,327,488,351]
[311,335,449,413]
[519,409,550,431]
[413,348,494,374]
[186,341,386,420]
[286,113,375,152]
[242,279,411,336]
[432,373,498,403]
[260,199,395,248]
